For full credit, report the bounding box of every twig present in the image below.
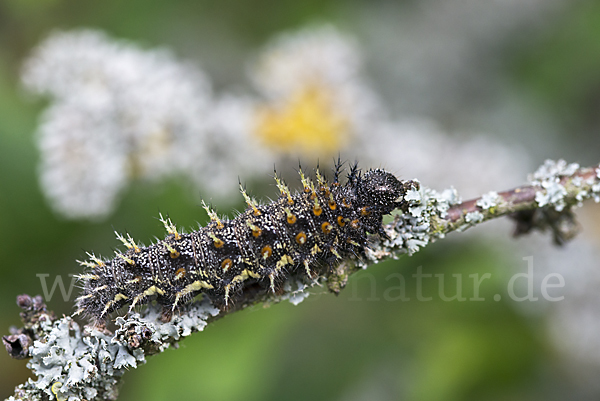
[3,159,600,401]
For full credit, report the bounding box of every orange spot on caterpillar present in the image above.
[295,232,307,245]
[261,245,273,259]
[221,258,233,272]
[287,214,297,224]
[321,222,333,234]
[337,216,345,227]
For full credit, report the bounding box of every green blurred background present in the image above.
[2,1,600,400]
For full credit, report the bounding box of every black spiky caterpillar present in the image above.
[75,164,415,323]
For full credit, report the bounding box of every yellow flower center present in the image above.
[254,84,349,157]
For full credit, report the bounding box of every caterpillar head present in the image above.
[358,169,406,214]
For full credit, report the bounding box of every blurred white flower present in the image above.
[248,24,382,159]
[36,98,127,218]
[23,29,214,219]
[185,94,273,198]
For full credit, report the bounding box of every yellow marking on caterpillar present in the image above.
[127,233,141,252]
[164,242,180,258]
[77,260,98,269]
[89,252,105,267]
[208,232,224,248]
[269,273,276,293]
[231,274,246,285]
[93,285,108,293]
[127,276,142,284]
[311,244,322,255]
[313,197,322,216]
[246,269,261,279]
[78,252,105,268]
[101,300,115,317]
[246,220,262,237]
[330,247,342,259]
[231,267,263,286]
[232,271,249,285]
[143,285,165,297]
[171,281,212,311]
[274,173,294,204]
[159,213,181,240]
[129,294,145,311]
[240,184,261,216]
[303,260,312,276]
[113,293,128,302]
[276,254,294,271]
[201,200,224,229]
[224,284,232,306]
[115,231,140,253]
[185,280,214,292]
[75,274,100,281]
[309,180,317,199]
[347,238,360,246]
[298,167,312,192]
[116,252,135,266]
[172,293,183,311]
[315,168,327,188]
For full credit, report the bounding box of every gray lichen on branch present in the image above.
[4,159,600,401]
[372,159,600,261]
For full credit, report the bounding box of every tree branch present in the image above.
[4,159,600,401]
